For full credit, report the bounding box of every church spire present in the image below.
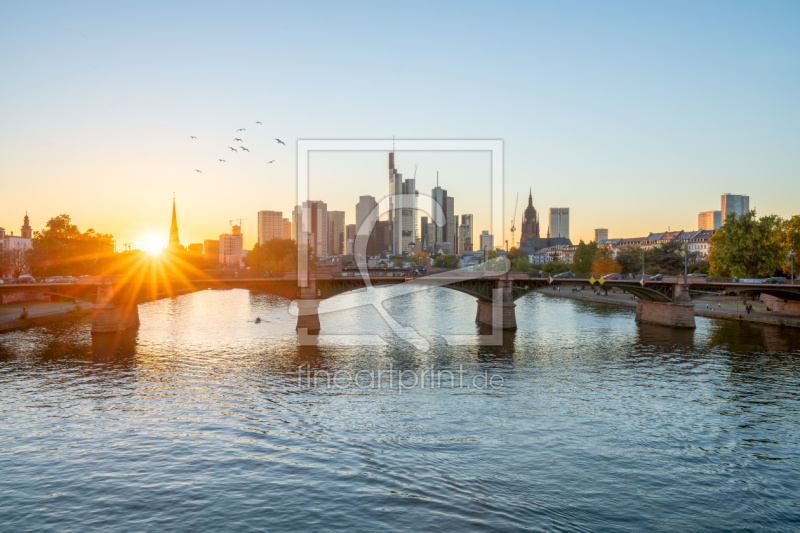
[168,195,181,250]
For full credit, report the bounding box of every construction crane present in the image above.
[229,219,248,232]
[122,242,132,252]
[510,192,519,249]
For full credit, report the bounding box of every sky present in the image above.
[1,1,798,250]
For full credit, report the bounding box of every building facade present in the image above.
[479,231,494,252]
[327,210,346,256]
[548,208,570,240]
[698,210,722,231]
[219,225,244,266]
[203,239,219,264]
[387,151,417,254]
[257,210,283,244]
[294,200,328,258]
[721,194,749,224]
[594,228,608,242]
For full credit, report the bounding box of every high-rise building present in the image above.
[188,243,203,255]
[345,224,356,255]
[430,183,449,247]
[168,197,181,250]
[460,214,474,252]
[420,217,429,250]
[721,194,749,224]
[698,211,722,231]
[204,239,219,264]
[294,200,328,258]
[355,195,381,257]
[548,208,570,240]
[282,218,292,240]
[446,198,456,251]
[327,210,346,256]
[458,224,471,254]
[257,210,283,245]
[219,225,244,266]
[479,231,494,252]
[520,190,540,245]
[594,228,608,242]
[387,151,417,254]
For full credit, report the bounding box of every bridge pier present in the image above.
[91,285,140,335]
[295,283,321,335]
[635,301,695,329]
[475,282,517,330]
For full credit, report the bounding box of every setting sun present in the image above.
[141,236,165,254]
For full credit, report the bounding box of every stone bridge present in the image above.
[2,273,797,334]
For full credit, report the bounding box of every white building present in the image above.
[721,194,749,224]
[548,208,570,240]
[387,151,417,254]
[479,231,494,252]
[594,228,608,242]
[219,226,244,266]
[257,210,283,245]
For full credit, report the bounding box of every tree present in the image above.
[591,252,621,275]
[573,240,597,273]
[487,249,499,260]
[615,246,643,275]
[542,260,569,274]
[785,215,800,276]
[244,239,298,272]
[410,251,429,265]
[393,259,405,268]
[709,210,786,278]
[648,242,684,274]
[508,247,527,261]
[27,214,113,277]
[432,254,460,269]
[511,257,536,272]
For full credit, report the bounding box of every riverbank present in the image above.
[537,287,800,329]
[0,302,95,333]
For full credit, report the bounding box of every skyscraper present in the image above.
[430,183,449,248]
[345,224,356,255]
[387,151,417,254]
[548,208,570,240]
[327,210,346,256]
[479,231,494,252]
[594,228,608,242]
[168,197,181,250]
[721,194,749,224]
[257,210,283,244]
[355,195,380,257]
[294,200,328,258]
[460,214,474,252]
[698,210,722,231]
[282,218,292,240]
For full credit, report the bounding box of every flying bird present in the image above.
[236,128,246,132]
[240,146,249,152]
[256,121,262,125]
[194,169,202,173]
[234,138,243,142]
[219,159,226,162]
[275,138,285,145]
[228,147,238,152]
[190,136,196,139]
[267,160,275,164]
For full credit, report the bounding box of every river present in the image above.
[2,287,800,532]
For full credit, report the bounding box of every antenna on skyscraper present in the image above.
[437,171,439,187]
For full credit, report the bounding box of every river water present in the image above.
[1,287,800,532]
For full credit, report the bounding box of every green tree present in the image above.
[511,257,536,272]
[785,215,800,276]
[708,210,786,278]
[27,214,113,277]
[572,240,597,273]
[244,239,298,272]
[615,246,643,275]
[508,247,527,261]
[648,242,685,274]
[542,260,569,274]
[432,254,460,269]
[487,249,499,260]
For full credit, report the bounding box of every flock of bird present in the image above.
[190,121,285,174]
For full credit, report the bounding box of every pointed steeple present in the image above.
[169,195,180,249]
[528,188,533,206]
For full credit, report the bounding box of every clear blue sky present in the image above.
[1,1,798,248]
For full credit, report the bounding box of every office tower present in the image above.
[282,218,292,240]
[188,243,203,255]
[594,228,608,242]
[219,224,244,266]
[458,224,471,254]
[291,209,298,241]
[520,190,540,243]
[294,200,328,258]
[447,198,455,250]
[548,208,570,240]
[257,210,283,245]
[387,151,417,254]
[720,194,749,224]
[479,231,494,252]
[327,210,346,256]
[420,217,429,250]
[203,239,219,264]
[431,184,449,247]
[374,220,389,254]
[355,195,381,257]
[345,224,356,255]
[460,214,474,252]
[698,210,722,231]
